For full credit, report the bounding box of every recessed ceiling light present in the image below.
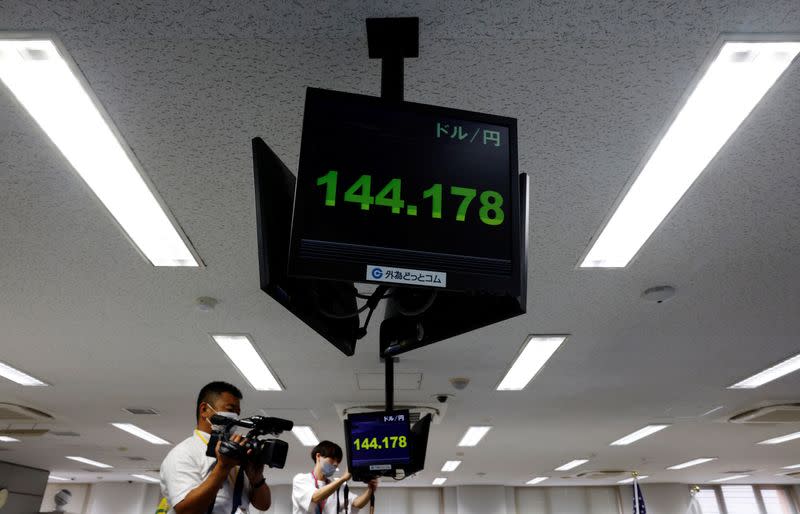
[66,456,112,469]
[0,436,20,442]
[441,461,461,472]
[292,426,320,447]
[729,352,800,389]
[758,431,800,445]
[457,426,491,447]
[710,475,749,483]
[667,458,717,470]
[432,477,447,486]
[496,336,567,390]
[526,477,549,485]
[110,423,170,445]
[0,361,48,386]
[610,425,670,446]
[555,459,589,471]
[580,39,800,268]
[211,335,283,391]
[0,38,199,267]
[48,475,71,482]
[782,464,800,470]
[618,476,649,484]
[131,474,160,483]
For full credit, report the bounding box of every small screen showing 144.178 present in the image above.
[348,412,411,469]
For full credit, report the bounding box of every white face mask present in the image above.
[207,405,238,424]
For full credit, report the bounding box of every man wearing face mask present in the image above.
[292,441,377,514]
[160,381,272,514]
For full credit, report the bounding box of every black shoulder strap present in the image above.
[231,467,246,514]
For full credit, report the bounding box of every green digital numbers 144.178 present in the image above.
[315,170,505,226]
[353,435,408,451]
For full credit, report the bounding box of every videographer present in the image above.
[292,441,378,514]
[160,382,272,514]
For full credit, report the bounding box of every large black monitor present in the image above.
[289,87,522,295]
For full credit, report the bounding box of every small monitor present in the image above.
[344,410,412,481]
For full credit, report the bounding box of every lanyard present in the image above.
[312,471,328,513]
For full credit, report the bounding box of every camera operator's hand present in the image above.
[214,433,249,472]
[244,457,265,483]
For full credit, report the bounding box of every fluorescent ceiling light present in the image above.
[458,426,492,447]
[759,431,800,445]
[581,40,800,268]
[432,478,447,486]
[0,38,199,267]
[555,459,589,471]
[0,436,20,442]
[292,426,320,446]
[526,477,549,485]
[66,456,112,469]
[441,461,461,472]
[667,458,717,470]
[710,475,749,483]
[782,464,800,470]
[729,352,800,389]
[49,476,71,482]
[111,423,170,445]
[497,336,567,390]
[618,476,649,484]
[0,360,48,386]
[211,335,283,391]
[610,424,670,446]
[131,474,161,483]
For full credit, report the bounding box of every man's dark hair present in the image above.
[195,381,243,421]
[311,440,343,463]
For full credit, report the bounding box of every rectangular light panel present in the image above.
[581,40,800,268]
[432,477,447,486]
[526,477,549,485]
[131,474,161,483]
[667,458,717,470]
[292,426,320,446]
[66,456,112,469]
[555,459,589,471]
[49,475,71,482]
[710,475,749,483]
[0,360,48,386]
[211,335,283,391]
[111,423,170,445]
[458,426,492,447]
[497,336,567,390]
[610,424,670,446]
[759,431,800,445]
[0,436,20,442]
[729,352,800,389]
[0,38,199,267]
[782,464,800,470]
[441,461,461,472]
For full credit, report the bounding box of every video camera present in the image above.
[205,414,294,469]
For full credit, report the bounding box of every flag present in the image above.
[633,479,647,514]
[685,491,703,514]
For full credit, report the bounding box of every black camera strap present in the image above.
[204,465,245,514]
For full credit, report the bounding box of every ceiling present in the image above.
[1,0,800,488]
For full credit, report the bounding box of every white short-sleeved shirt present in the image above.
[292,473,360,514]
[160,431,252,514]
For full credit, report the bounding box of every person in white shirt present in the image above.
[160,381,272,514]
[292,441,378,514]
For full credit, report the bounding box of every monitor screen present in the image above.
[345,410,411,475]
[289,88,521,293]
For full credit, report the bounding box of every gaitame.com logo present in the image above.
[371,267,383,279]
